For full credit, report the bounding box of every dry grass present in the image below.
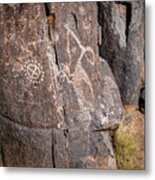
[114,106,144,170]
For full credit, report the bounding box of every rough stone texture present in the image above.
[98,1,145,106]
[0,3,122,168]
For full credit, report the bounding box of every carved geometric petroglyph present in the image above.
[64,24,95,103]
[65,24,95,67]
[23,60,44,86]
[27,63,41,80]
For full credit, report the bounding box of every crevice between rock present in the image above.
[0,146,6,166]
[71,12,78,30]
[44,3,60,71]
[53,45,60,71]
[51,131,56,168]
[44,3,50,16]
[115,2,132,43]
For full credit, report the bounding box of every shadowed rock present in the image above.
[98,1,145,106]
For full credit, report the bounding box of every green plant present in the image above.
[114,126,142,170]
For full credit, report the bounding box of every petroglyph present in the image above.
[65,24,95,66]
[23,60,44,86]
[64,24,95,103]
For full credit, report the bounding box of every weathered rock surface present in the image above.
[0,3,122,168]
[98,1,145,106]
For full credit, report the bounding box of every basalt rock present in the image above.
[98,1,145,106]
[0,3,123,168]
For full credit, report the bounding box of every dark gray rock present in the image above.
[98,1,145,106]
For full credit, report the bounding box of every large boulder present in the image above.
[0,3,122,168]
[98,1,145,106]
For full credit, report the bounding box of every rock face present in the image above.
[98,1,145,106]
[0,3,122,168]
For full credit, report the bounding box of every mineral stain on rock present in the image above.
[0,1,144,169]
